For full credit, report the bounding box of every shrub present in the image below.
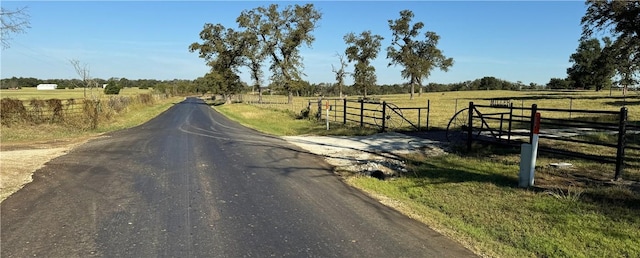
[137,94,154,105]
[1,98,27,125]
[104,81,121,95]
[29,98,46,124]
[46,99,64,122]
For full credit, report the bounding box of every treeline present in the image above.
[0,77,166,90]
[2,75,547,97]
[288,76,539,97]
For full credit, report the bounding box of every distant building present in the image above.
[36,84,57,90]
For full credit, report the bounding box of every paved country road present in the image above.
[1,97,476,257]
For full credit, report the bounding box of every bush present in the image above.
[298,107,310,119]
[0,98,27,125]
[137,94,154,105]
[104,81,121,95]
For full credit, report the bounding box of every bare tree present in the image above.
[331,52,348,98]
[69,59,97,99]
[1,6,31,49]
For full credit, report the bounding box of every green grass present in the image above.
[238,90,639,130]
[347,153,640,257]
[214,102,378,136]
[214,99,640,258]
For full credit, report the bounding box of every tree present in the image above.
[609,36,639,95]
[387,10,453,99]
[344,31,384,98]
[104,80,121,95]
[69,59,98,99]
[547,78,572,89]
[331,52,348,98]
[1,6,31,49]
[566,38,611,90]
[189,23,248,103]
[237,3,322,104]
[242,30,266,103]
[582,0,640,93]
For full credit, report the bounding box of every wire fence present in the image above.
[1,94,165,129]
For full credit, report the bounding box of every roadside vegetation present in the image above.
[0,88,182,144]
[212,92,640,258]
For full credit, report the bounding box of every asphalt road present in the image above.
[1,97,476,257]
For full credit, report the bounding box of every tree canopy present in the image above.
[566,37,615,91]
[189,23,249,103]
[344,31,384,97]
[237,3,322,103]
[387,10,453,99]
[581,0,640,90]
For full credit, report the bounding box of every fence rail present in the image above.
[304,98,430,132]
[464,102,637,180]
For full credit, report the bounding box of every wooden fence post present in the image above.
[615,107,628,180]
[316,97,322,121]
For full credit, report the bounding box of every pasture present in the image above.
[237,89,640,181]
[0,87,154,100]
[215,91,640,258]
[239,89,639,129]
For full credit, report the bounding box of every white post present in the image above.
[519,112,540,187]
[519,143,532,188]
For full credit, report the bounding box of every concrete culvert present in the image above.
[370,170,386,180]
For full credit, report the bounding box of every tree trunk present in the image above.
[288,91,293,104]
[258,86,263,104]
[410,84,415,100]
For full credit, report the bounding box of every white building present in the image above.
[36,84,58,90]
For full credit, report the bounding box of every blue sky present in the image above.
[1,1,588,86]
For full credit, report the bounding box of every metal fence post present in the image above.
[381,101,387,132]
[426,99,430,131]
[569,98,573,119]
[359,99,364,128]
[529,104,538,144]
[343,98,347,125]
[615,107,628,180]
[333,99,337,121]
[467,102,474,151]
[507,103,514,143]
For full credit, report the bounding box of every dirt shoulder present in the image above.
[0,137,94,202]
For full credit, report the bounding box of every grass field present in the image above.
[3,89,638,257]
[0,88,180,143]
[215,90,640,258]
[239,89,640,129]
[0,87,154,100]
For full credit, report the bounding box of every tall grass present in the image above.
[0,87,153,100]
[1,93,180,143]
